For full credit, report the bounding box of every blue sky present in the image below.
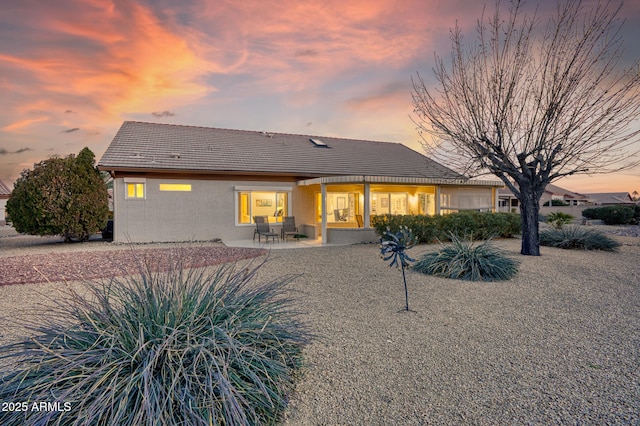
[1,0,639,193]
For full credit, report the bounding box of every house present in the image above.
[540,183,590,206]
[0,179,11,226]
[497,187,520,213]
[98,122,504,244]
[583,192,636,206]
[499,182,591,212]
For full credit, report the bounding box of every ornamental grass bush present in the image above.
[412,235,519,281]
[545,211,575,229]
[0,252,309,426]
[539,226,621,251]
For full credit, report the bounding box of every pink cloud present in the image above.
[2,117,49,132]
[1,0,213,128]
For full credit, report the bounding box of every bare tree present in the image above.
[412,0,640,255]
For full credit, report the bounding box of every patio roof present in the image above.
[297,175,503,187]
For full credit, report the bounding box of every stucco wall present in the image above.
[292,185,318,226]
[113,178,300,243]
[538,205,596,221]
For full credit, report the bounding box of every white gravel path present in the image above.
[1,225,639,424]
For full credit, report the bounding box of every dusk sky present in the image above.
[1,0,639,194]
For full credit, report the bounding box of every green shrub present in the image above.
[633,205,640,225]
[546,211,574,229]
[371,214,440,243]
[543,199,569,206]
[582,205,635,225]
[6,147,108,241]
[0,253,308,425]
[412,235,519,281]
[438,211,522,240]
[539,226,620,251]
[371,212,521,243]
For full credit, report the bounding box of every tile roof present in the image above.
[543,183,589,200]
[98,121,466,180]
[0,179,11,198]
[583,192,635,204]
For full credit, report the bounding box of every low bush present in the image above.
[371,214,440,243]
[582,205,635,225]
[438,211,521,240]
[634,205,640,225]
[371,212,521,243]
[0,252,309,425]
[412,235,519,281]
[539,226,620,251]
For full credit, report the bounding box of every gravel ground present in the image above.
[0,225,639,424]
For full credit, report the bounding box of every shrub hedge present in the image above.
[582,205,635,225]
[371,212,521,243]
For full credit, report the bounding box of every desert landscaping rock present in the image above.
[0,225,638,424]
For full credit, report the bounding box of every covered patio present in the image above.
[297,175,502,245]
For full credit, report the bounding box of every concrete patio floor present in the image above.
[224,237,343,249]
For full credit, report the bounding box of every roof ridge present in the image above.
[123,121,407,146]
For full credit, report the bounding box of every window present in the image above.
[372,193,408,215]
[124,178,146,199]
[235,187,291,224]
[159,183,192,191]
[440,187,493,213]
[125,182,145,199]
[325,192,358,223]
[418,193,435,215]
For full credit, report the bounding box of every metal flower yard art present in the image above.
[380,226,417,312]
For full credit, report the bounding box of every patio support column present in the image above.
[321,183,327,244]
[493,187,499,212]
[363,182,370,228]
[435,186,441,215]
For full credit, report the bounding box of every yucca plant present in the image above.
[539,226,620,251]
[545,211,574,229]
[413,235,519,281]
[0,251,309,426]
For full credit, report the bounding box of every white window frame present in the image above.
[234,186,293,226]
[124,178,146,200]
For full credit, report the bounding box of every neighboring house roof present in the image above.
[98,121,467,181]
[542,183,589,202]
[498,187,517,197]
[583,192,635,205]
[498,183,588,199]
[0,179,10,199]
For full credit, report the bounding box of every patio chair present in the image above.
[253,216,279,243]
[333,209,347,221]
[281,216,299,241]
[253,215,269,241]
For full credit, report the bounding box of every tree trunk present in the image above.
[518,183,541,256]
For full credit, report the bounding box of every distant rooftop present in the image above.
[583,192,635,205]
[0,179,11,198]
